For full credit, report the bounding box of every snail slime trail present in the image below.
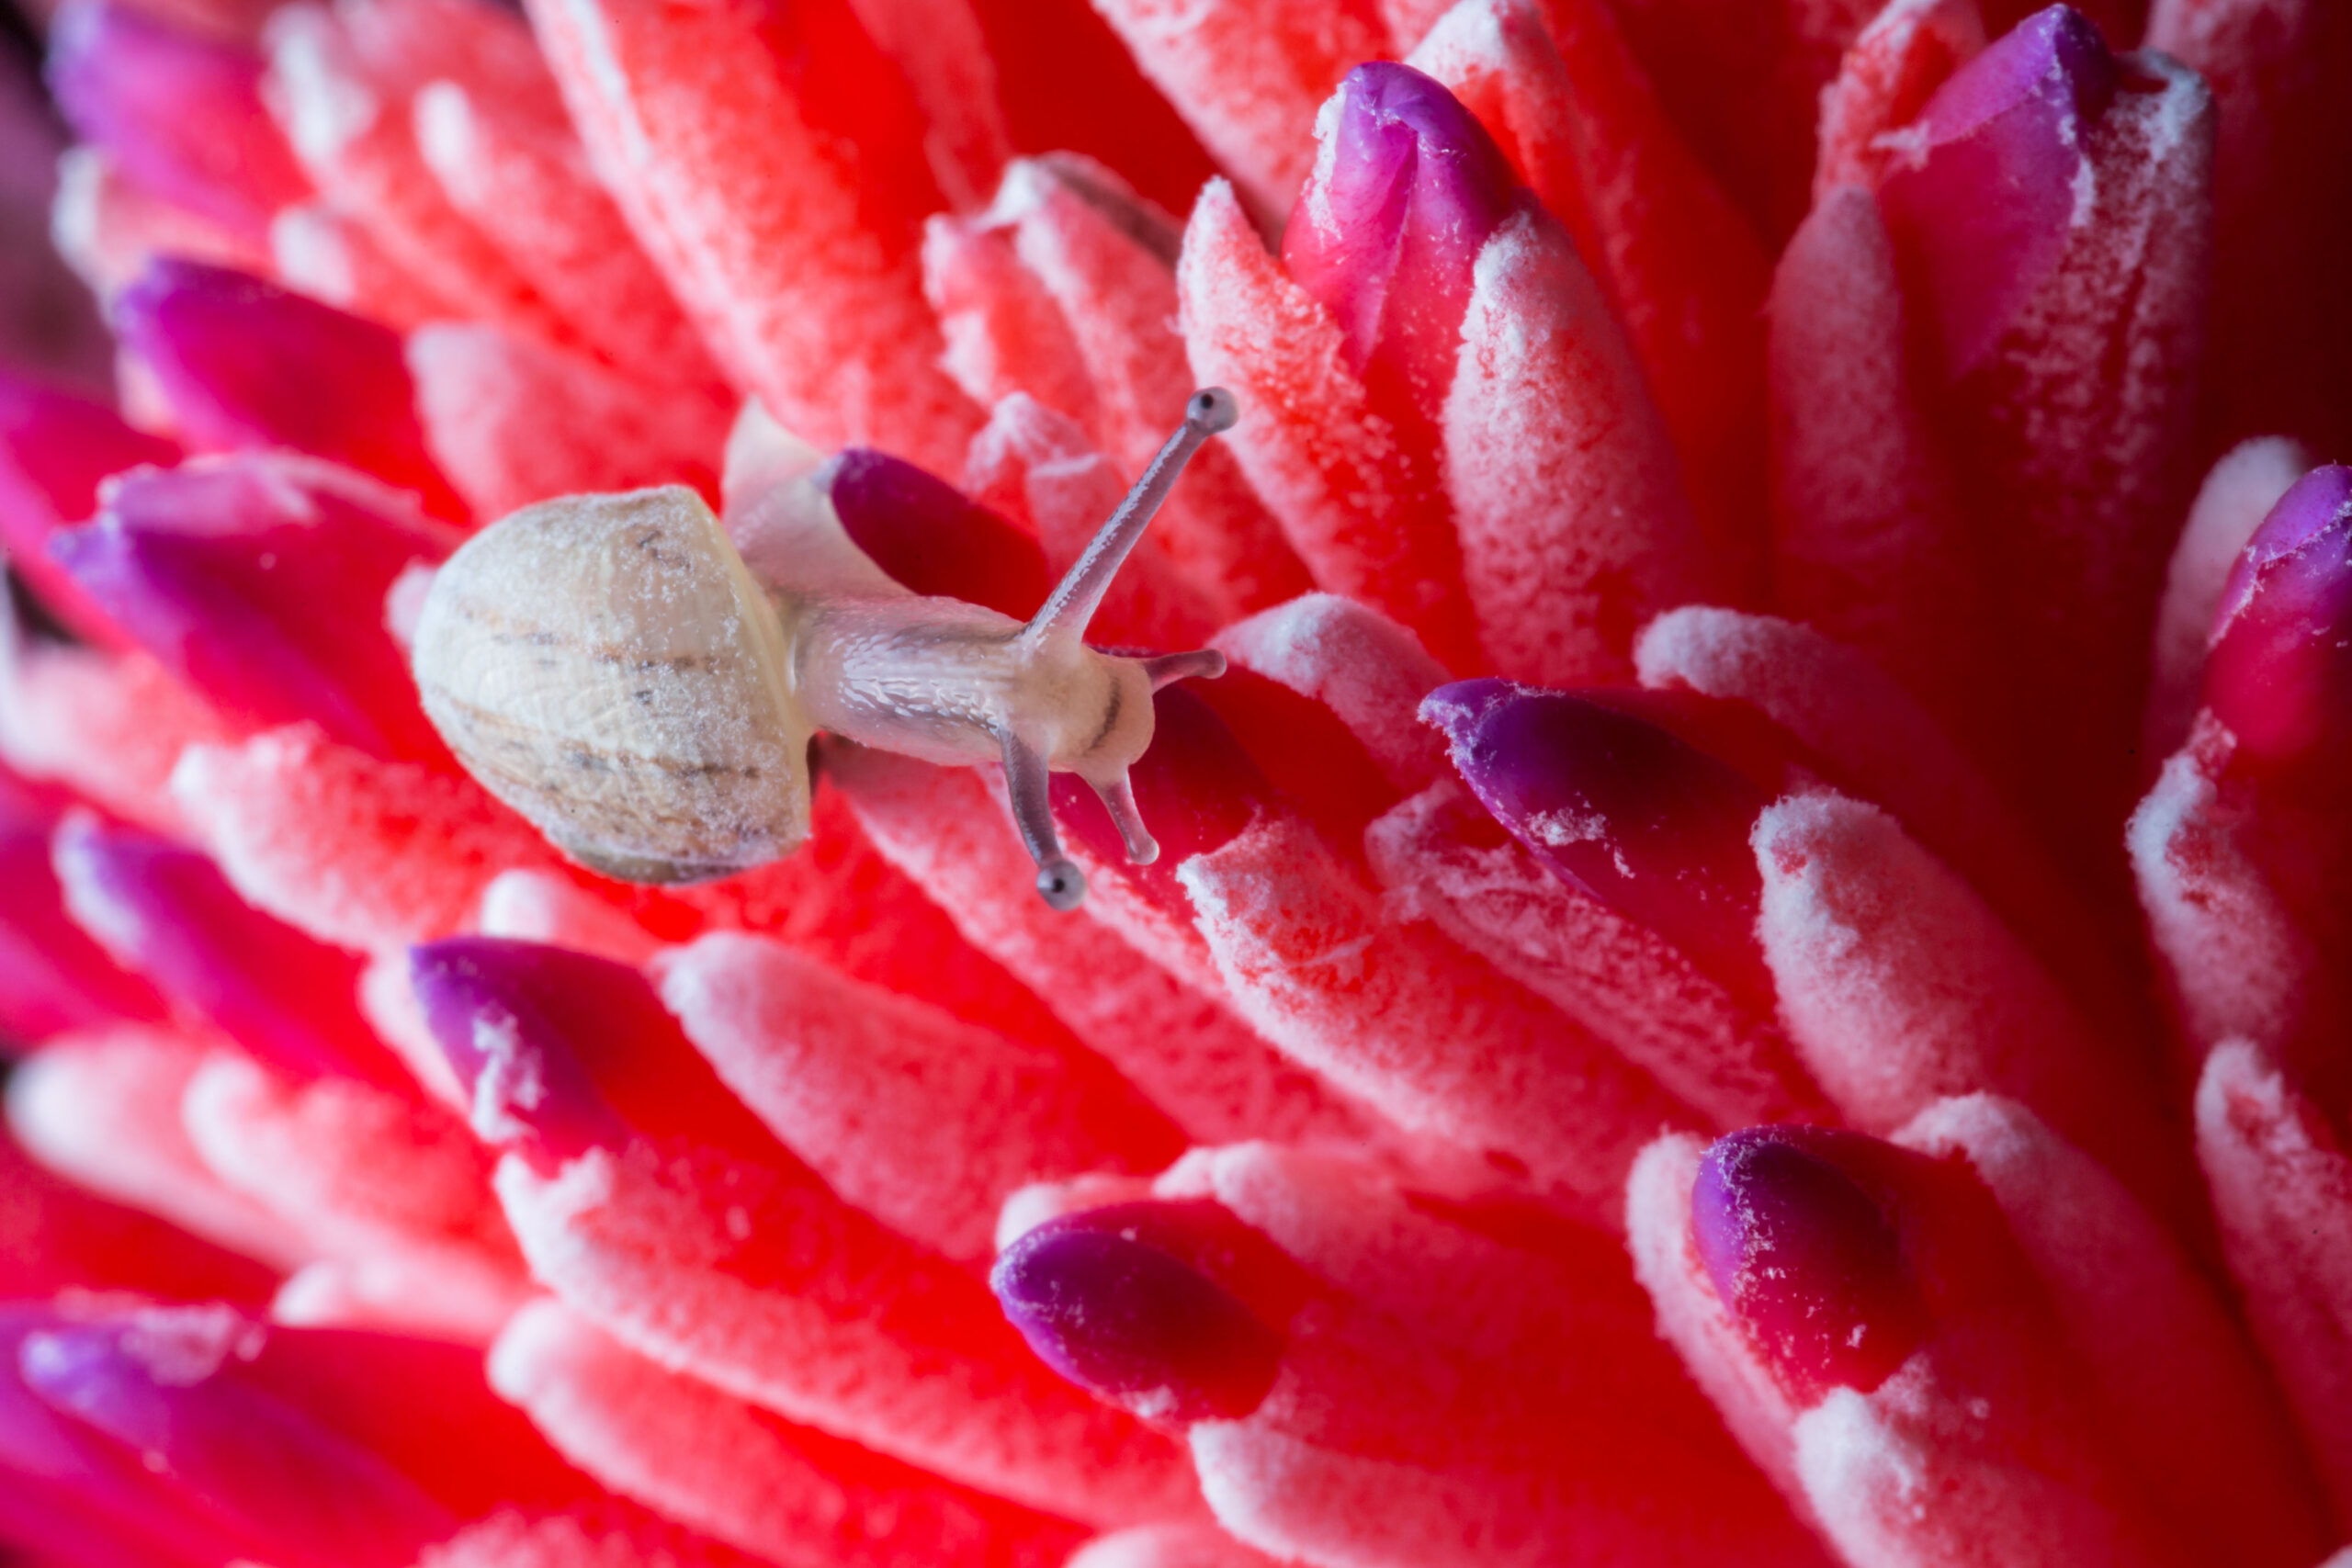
[411,389,1243,908]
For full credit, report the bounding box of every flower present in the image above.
[1,0,2350,1563]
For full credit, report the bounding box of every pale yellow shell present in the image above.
[412,485,811,884]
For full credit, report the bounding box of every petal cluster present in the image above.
[2,1,2351,1566]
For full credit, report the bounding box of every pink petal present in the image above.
[1365,779,1826,1130]
[406,323,729,520]
[1178,178,1476,671]
[1752,790,2189,1223]
[1178,813,1696,1223]
[824,745,1379,1152]
[657,930,1183,1266]
[489,1301,1086,1568]
[1086,0,1390,223]
[1765,186,1988,746]
[2195,1040,2352,1522]
[1898,1093,2331,1567]
[988,156,1306,615]
[523,0,979,473]
[408,80,727,389]
[1443,207,1710,684]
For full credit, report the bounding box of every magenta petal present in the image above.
[17,1315,457,1568]
[0,823,167,1044]
[408,936,775,1165]
[0,1309,253,1568]
[49,453,453,761]
[1877,5,2119,377]
[45,0,309,236]
[990,1201,1292,1425]
[0,371,178,644]
[821,447,1052,617]
[1280,62,1518,410]
[51,815,401,1087]
[1690,1125,1929,1402]
[1423,680,1774,1006]
[111,260,466,520]
[2205,464,2352,773]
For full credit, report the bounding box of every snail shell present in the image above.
[411,485,811,884]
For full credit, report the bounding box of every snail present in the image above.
[411,388,1241,909]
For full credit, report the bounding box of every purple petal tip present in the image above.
[1879,5,2120,377]
[51,455,450,761]
[1281,62,1518,400]
[1424,680,1772,998]
[1691,1127,1928,1401]
[2205,464,2352,772]
[991,1201,1291,1426]
[51,814,396,1085]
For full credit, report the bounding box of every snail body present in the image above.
[412,389,1242,908]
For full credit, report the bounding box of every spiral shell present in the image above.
[412,485,812,884]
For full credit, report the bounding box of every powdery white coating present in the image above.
[1764,187,1985,741]
[1366,780,1823,1131]
[522,0,981,475]
[1068,1524,1283,1568]
[1443,207,1708,686]
[491,1140,1203,1526]
[1789,1371,2178,1568]
[1751,792,2182,1215]
[486,1300,1081,1568]
[413,1506,713,1568]
[476,869,663,966]
[657,931,1172,1267]
[1636,608,2001,876]
[1141,1148,1836,1568]
[1213,592,1449,792]
[104,1302,266,1388]
[1623,1134,1813,1514]
[2126,729,2310,1056]
[1895,1094,2330,1566]
[1086,0,1382,223]
[1813,0,1986,199]
[171,725,570,952]
[826,747,1374,1151]
[1178,179,1476,671]
[2195,1040,2352,1520]
[180,1053,527,1344]
[1635,605,2122,1020]
[4,1027,311,1269]
[1178,814,1695,1224]
[2145,435,2311,758]
[405,325,730,523]
[0,638,234,838]
[1427,0,1770,593]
